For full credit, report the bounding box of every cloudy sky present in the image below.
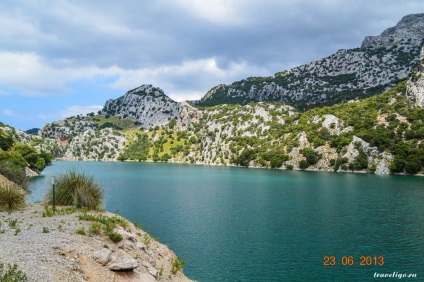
[1,0,424,130]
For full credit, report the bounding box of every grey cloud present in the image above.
[1,0,424,95]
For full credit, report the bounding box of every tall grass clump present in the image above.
[46,169,104,210]
[0,183,26,211]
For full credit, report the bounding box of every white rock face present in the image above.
[342,136,393,174]
[102,85,180,129]
[64,128,127,161]
[362,14,424,48]
[406,46,424,107]
[200,14,423,107]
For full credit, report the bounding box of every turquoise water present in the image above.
[29,161,424,281]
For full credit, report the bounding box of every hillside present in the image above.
[36,14,424,175]
[197,13,424,108]
[38,75,424,175]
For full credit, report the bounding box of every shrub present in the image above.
[76,226,86,235]
[46,169,104,210]
[108,232,123,242]
[0,263,28,281]
[0,159,27,187]
[171,256,186,274]
[299,160,309,169]
[0,184,26,211]
[89,222,102,235]
[300,148,321,166]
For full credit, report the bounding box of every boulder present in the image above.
[108,259,138,271]
[94,248,112,266]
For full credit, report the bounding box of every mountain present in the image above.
[37,14,424,175]
[101,85,200,130]
[196,13,424,108]
[39,85,201,161]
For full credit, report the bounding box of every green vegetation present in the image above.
[171,256,186,274]
[0,263,28,281]
[89,222,102,235]
[45,169,104,210]
[76,226,86,235]
[0,184,26,211]
[108,232,123,242]
[189,80,423,174]
[118,132,150,161]
[79,212,128,242]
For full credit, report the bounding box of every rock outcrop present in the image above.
[197,13,424,108]
[406,46,424,106]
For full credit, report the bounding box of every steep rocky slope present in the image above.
[38,76,424,175]
[197,13,424,108]
[407,46,424,106]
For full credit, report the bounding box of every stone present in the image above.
[116,229,137,242]
[148,267,158,277]
[108,258,138,271]
[94,248,112,266]
[120,240,135,250]
[136,242,147,251]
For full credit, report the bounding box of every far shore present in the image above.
[52,157,423,177]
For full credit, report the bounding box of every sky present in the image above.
[1,0,424,130]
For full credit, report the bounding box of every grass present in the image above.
[142,233,152,247]
[45,169,104,210]
[0,184,26,211]
[76,226,86,235]
[8,219,18,228]
[108,232,123,242]
[42,205,88,217]
[171,256,186,274]
[0,263,27,281]
[89,222,102,235]
[79,212,129,242]
[42,227,49,233]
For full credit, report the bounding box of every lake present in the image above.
[29,161,424,281]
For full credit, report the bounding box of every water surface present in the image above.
[29,161,424,281]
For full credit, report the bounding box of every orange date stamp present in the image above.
[323,256,384,266]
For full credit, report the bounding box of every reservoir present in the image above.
[29,161,424,281]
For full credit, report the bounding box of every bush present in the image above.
[299,160,309,169]
[89,222,102,235]
[0,263,27,281]
[108,232,123,242]
[0,160,27,187]
[0,184,26,211]
[171,256,186,274]
[46,169,104,210]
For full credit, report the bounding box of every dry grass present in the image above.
[0,183,26,211]
[46,169,104,210]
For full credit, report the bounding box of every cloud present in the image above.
[2,0,424,130]
[109,57,269,98]
[60,105,103,118]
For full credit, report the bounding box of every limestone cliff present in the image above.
[406,46,424,106]
[197,13,424,108]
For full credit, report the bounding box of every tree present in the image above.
[0,134,14,151]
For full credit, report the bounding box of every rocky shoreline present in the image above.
[0,204,193,282]
[53,157,423,177]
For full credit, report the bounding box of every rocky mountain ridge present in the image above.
[197,13,424,108]
[34,13,424,174]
